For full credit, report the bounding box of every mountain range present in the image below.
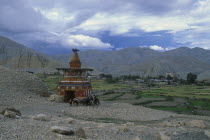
[55,47,210,78]
[0,35,210,80]
[0,35,66,73]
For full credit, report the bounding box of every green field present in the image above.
[91,80,136,90]
[36,74,62,92]
[36,74,210,116]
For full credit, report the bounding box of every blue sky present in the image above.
[0,0,210,54]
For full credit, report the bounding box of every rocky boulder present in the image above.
[158,131,171,140]
[48,95,64,102]
[32,114,51,121]
[1,107,21,116]
[0,114,3,119]
[75,128,87,139]
[130,137,141,140]
[204,130,210,139]
[4,110,17,118]
[50,126,74,135]
[187,120,206,128]
[119,125,129,132]
[161,121,186,127]
[65,118,75,124]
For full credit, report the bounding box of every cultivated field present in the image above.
[37,74,210,116]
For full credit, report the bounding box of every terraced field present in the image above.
[36,74,210,116]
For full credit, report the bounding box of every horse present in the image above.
[81,97,93,106]
[93,95,100,106]
[69,96,99,106]
[69,98,83,106]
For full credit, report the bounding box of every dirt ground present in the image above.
[1,100,210,140]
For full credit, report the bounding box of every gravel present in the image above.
[65,101,175,121]
[0,66,48,108]
[0,101,210,140]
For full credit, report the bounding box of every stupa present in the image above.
[56,49,93,102]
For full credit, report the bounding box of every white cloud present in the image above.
[115,47,125,50]
[149,45,165,51]
[38,8,75,22]
[62,34,113,49]
[165,47,178,51]
[75,11,193,36]
[149,45,176,51]
[1,0,210,50]
[173,0,210,49]
[15,32,113,50]
[69,0,210,50]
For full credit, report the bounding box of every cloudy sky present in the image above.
[0,0,210,54]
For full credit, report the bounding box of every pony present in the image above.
[69,96,100,106]
[69,98,82,106]
[93,95,100,106]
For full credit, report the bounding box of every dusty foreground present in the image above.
[0,99,210,140]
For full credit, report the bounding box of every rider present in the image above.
[93,95,100,105]
[69,98,72,106]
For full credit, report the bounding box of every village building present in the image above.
[56,49,93,102]
[88,74,101,80]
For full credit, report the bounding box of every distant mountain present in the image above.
[55,47,210,78]
[198,70,210,82]
[0,35,65,72]
[163,47,210,65]
[1,35,210,78]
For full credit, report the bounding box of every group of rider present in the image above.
[69,95,100,106]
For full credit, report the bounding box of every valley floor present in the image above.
[36,73,210,116]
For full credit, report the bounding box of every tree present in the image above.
[158,75,165,80]
[179,78,186,85]
[166,75,173,80]
[186,73,197,84]
[105,77,118,83]
[99,73,112,79]
[173,76,179,82]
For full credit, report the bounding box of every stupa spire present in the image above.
[69,49,81,68]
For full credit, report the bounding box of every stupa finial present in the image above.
[72,48,79,52]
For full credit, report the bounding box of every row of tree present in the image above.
[100,72,198,85]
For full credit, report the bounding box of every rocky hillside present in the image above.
[55,47,210,78]
[0,66,48,107]
[0,36,65,73]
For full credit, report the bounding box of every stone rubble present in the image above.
[119,125,130,132]
[48,95,64,102]
[4,110,17,118]
[204,130,210,139]
[130,137,141,140]
[75,128,87,139]
[158,131,171,140]
[0,66,48,107]
[33,114,52,121]
[50,126,74,135]
[187,120,206,128]
[1,107,21,116]
[0,114,3,119]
